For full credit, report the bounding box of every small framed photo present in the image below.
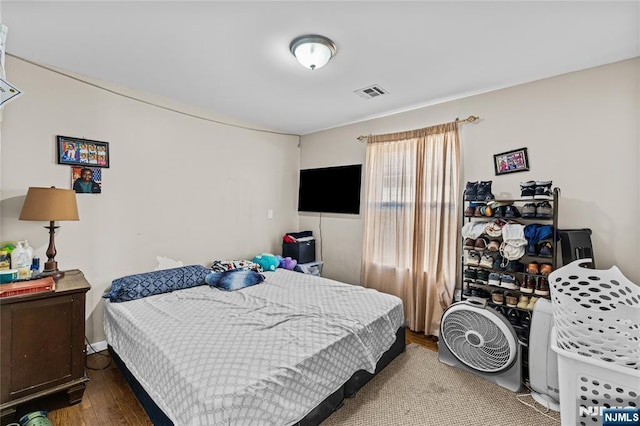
[493,147,529,175]
[57,135,110,168]
[71,167,102,194]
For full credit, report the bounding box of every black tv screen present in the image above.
[298,164,362,214]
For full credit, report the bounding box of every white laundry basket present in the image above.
[548,259,640,425]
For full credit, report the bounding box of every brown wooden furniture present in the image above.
[0,269,90,423]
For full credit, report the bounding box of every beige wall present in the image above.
[300,58,640,286]
[0,56,300,343]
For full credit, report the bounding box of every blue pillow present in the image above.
[104,265,209,302]
[211,270,265,291]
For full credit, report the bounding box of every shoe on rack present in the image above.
[476,181,495,201]
[491,291,504,305]
[476,269,490,285]
[463,284,473,297]
[526,261,539,275]
[517,295,530,309]
[506,308,521,327]
[504,205,521,218]
[488,272,502,287]
[464,250,481,266]
[463,238,476,250]
[506,260,525,274]
[535,201,553,218]
[526,244,538,257]
[464,181,478,201]
[474,205,483,217]
[493,206,505,218]
[487,239,501,252]
[535,277,550,296]
[463,268,478,283]
[521,203,537,218]
[539,263,554,276]
[505,293,518,308]
[520,181,536,198]
[534,180,553,199]
[526,296,539,310]
[500,274,519,290]
[521,275,536,294]
[493,254,506,271]
[472,287,490,299]
[479,252,494,269]
[519,311,532,328]
[538,241,553,258]
[474,237,488,251]
[464,205,476,217]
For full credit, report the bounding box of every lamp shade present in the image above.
[290,35,337,70]
[19,187,79,221]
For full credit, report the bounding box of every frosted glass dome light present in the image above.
[290,35,337,70]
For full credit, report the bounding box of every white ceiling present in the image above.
[2,1,639,135]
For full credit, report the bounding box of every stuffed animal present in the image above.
[275,255,297,270]
[252,253,279,272]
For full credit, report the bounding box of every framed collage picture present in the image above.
[493,147,529,175]
[57,135,110,168]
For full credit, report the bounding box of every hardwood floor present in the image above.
[5,329,437,425]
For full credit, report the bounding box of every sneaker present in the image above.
[463,268,478,283]
[517,295,530,309]
[491,291,504,305]
[472,287,490,299]
[539,263,554,276]
[526,296,539,310]
[476,269,489,285]
[534,180,553,199]
[493,254,506,271]
[520,311,532,328]
[463,284,473,297]
[487,239,501,252]
[505,294,518,308]
[536,201,553,218]
[505,260,525,273]
[463,238,476,250]
[504,205,521,218]
[464,250,481,266]
[493,206,505,218]
[525,244,538,257]
[488,272,501,286]
[506,308,521,327]
[482,204,494,217]
[500,274,518,290]
[464,205,476,217]
[474,237,488,251]
[526,261,539,275]
[479,252,494,269]
[520,181,536,198]
[538,241,553,258]
[535,277,550,296]
[476,180,495,201]
[520,275,535,294]
[464,181,478,201]
[521,203,537,218]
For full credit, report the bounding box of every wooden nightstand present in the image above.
[0,270,91,422]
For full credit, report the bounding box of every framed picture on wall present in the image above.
[57,135,110,168]
[71,167,102,194]
[493,147,529,175]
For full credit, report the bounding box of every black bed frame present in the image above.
[108,326,406,425]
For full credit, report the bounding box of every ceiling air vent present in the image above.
[354,84,388,100]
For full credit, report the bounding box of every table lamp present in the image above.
[19,186,79,280]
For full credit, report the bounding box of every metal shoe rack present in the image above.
[459,186,560,383]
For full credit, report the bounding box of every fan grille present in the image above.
[441,309,515,373]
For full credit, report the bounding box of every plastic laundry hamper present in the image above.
[548,259,640,425]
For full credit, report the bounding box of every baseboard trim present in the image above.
[87,340,108,354]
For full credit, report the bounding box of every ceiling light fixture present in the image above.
[289,35,337,70]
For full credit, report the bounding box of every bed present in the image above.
[104,268,405,425]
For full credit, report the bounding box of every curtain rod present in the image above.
[356,115,480,141]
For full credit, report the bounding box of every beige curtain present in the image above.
[361,122,459,336]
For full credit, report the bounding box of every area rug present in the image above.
[323,344,561,425]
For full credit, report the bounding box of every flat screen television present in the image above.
[298,164,362,214]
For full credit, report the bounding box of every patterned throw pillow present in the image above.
[209,270,265,291]
[210,259,263,273]
[103,265,209,303]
